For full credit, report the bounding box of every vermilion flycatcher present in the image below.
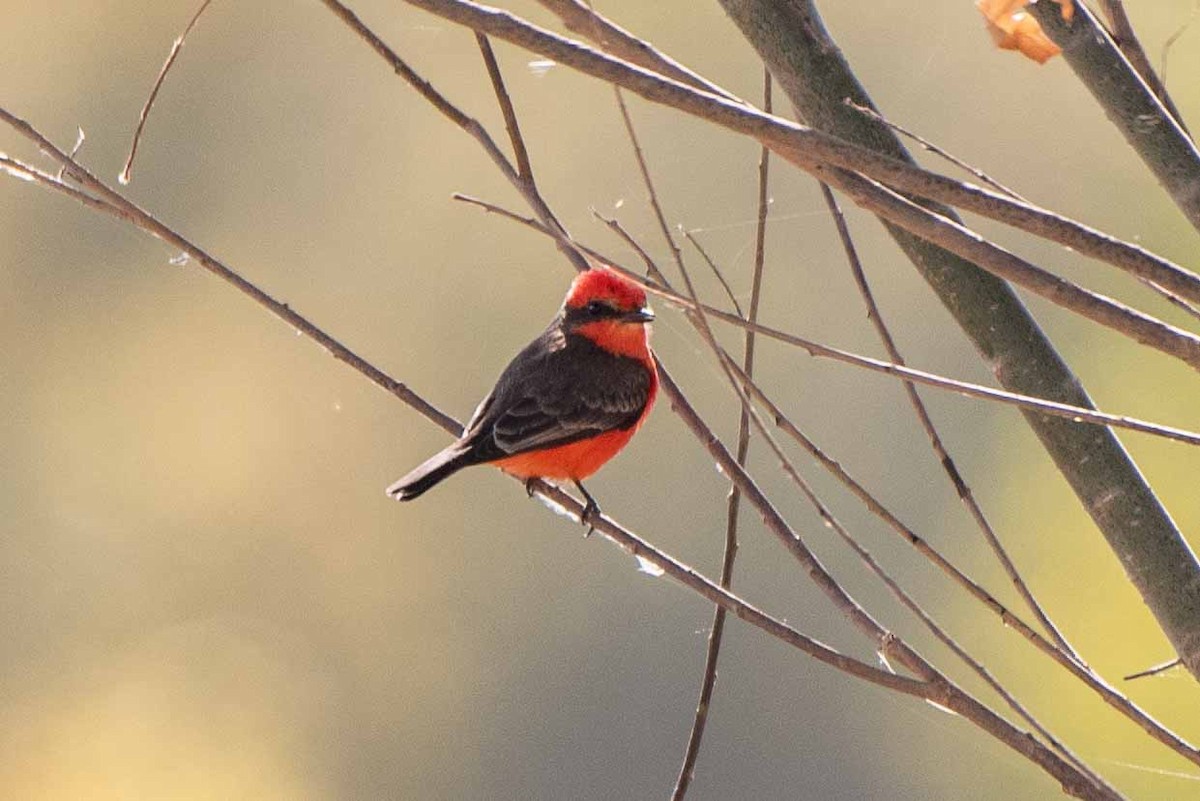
[386,267,657,521]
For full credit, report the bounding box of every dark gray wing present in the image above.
[463,325,652,462]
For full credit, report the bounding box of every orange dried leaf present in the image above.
[987,11,1061,63]
[976,0,1074,65]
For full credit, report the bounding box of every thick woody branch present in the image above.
[1030,1,1200,231]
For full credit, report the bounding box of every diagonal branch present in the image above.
[1031,1,1200,230]
[818,181,1079,660]
[1094,0,1190,134]
[120,0,216,184]
[476,33,536,182]
[2,112,459,435]
[536,0,741,102]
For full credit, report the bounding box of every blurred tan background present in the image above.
[3,1,1200,798]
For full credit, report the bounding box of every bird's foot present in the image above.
[524,477,539,498]
[574,480,600,537]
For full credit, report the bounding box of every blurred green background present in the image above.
[3,1,1200,798]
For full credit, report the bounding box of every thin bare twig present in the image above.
[57,127,86,181]
[673,69,771,801]
[683,231,743,316]
[817,182,1080,660]
[453,191,544,228]
[1125,658,1183,682]
[120,0,216,184]
[842,100,1026,201]
[1095,0,1190,135]
[533,482,930,697]
[611,87,678,286]
[1139,277,1200,325]
[535,0,742,103]
[1160,8,1200,91]
[594,214,663,284]
[476,34,536,183]
[3,153,126,218]
[1,107,459,435]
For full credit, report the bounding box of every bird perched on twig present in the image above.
[386,267,657,527]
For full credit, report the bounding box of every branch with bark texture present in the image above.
[1030,1,1200,231]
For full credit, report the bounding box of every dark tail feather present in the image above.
[386,442,475,501]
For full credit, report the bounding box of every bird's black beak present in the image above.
[622,307,655,324]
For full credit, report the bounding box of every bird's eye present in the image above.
[585,300,608,316]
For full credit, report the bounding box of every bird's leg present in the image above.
[524,477,539,498]
[573,480,600,537]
